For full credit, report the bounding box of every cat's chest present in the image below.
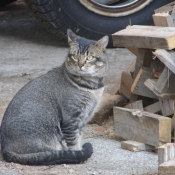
[62,86,104,116]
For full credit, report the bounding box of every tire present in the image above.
[0,0,16,6]
[27,0,175,46]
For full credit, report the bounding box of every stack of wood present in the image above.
[111,2,175,174]
[111,2,175,152]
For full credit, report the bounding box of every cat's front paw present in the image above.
[82,142,93,159]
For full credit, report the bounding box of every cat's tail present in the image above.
[2,143,93,165]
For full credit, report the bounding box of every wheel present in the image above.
[27,0,175,46]
[0,0,16,6]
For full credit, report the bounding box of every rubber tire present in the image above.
[0,0,16,6]
[27,0,175,46]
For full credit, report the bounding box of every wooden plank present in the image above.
[126,47,138,56]
[92,93,125,124]
[131,67,158,99]
[112,25,175,50]
[121,140,154,152]
[155,67,173,94]
[144,79,175,99]
[113,107,171,147]
[159,98,175,116]
[119,71,133,99]
[144,102,161,114]
[155,2,175,13]
[151,58,165,79]
[172,113,175,130]
[153,49,175,74]
[159,158,175,175]
[125,100,143,111]
[158,143,175,165]
[153,13,174,27]
[109,58,136,95]
[133,49,153,79]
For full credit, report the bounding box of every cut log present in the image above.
[113,107,171,147]
[121,140,154,152]
[112,25,175,50]
[153,49,175,74]
[131,67,158,99]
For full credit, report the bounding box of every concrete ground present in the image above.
[0,1,158,174]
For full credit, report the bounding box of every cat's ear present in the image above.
[95,36,109,51]
[67,29,78,45]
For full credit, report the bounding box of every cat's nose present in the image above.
[78,62,84,68]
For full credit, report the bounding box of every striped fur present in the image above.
[0,30,109,165]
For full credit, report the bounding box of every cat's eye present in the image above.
[71,55,79,61]
[87,56,94,61]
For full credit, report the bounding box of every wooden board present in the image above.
[121,140,154,152]
[113,107,171,147]
[144,79,175,99]
[158,143,175,165]
[155,67,173,94]
[119,71,133,99]
[131,67,158,99]
[153,49,175,74]
[159,158,175,175]
[155,1,175,13]
[153,13,174,27]
[144,101,161,114]
[125,100,143,111]
[109,58,136,95]
[159,98,175,116]
[112,25,175,50]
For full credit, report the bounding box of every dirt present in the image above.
[0,1,158,174]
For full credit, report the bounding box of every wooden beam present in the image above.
[109,58,136,95]
[155,67,173,94]
[155,2,175,13]
[92,93,125,124]
[126,47,138,56]
[121,140,154,152]
[133,49,153,79]
[144,79,175,99]
[159,98,175,116]
[112,25,175,50]
[119,71,133,99]
[144,101,161,114]
[125,100,143,110]
[159,158,175,175]
[153,49,175,74]
[153,13,174,27]
[131,67,158,99]
[158,143,175,165]
[113,107,171,147]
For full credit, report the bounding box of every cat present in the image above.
[0,29,109,165]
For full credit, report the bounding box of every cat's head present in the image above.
[65,29,109,78]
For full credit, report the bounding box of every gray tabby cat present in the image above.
[0,29,109,165]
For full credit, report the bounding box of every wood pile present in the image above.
[111,2,175,174]
[112,2,175,152]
